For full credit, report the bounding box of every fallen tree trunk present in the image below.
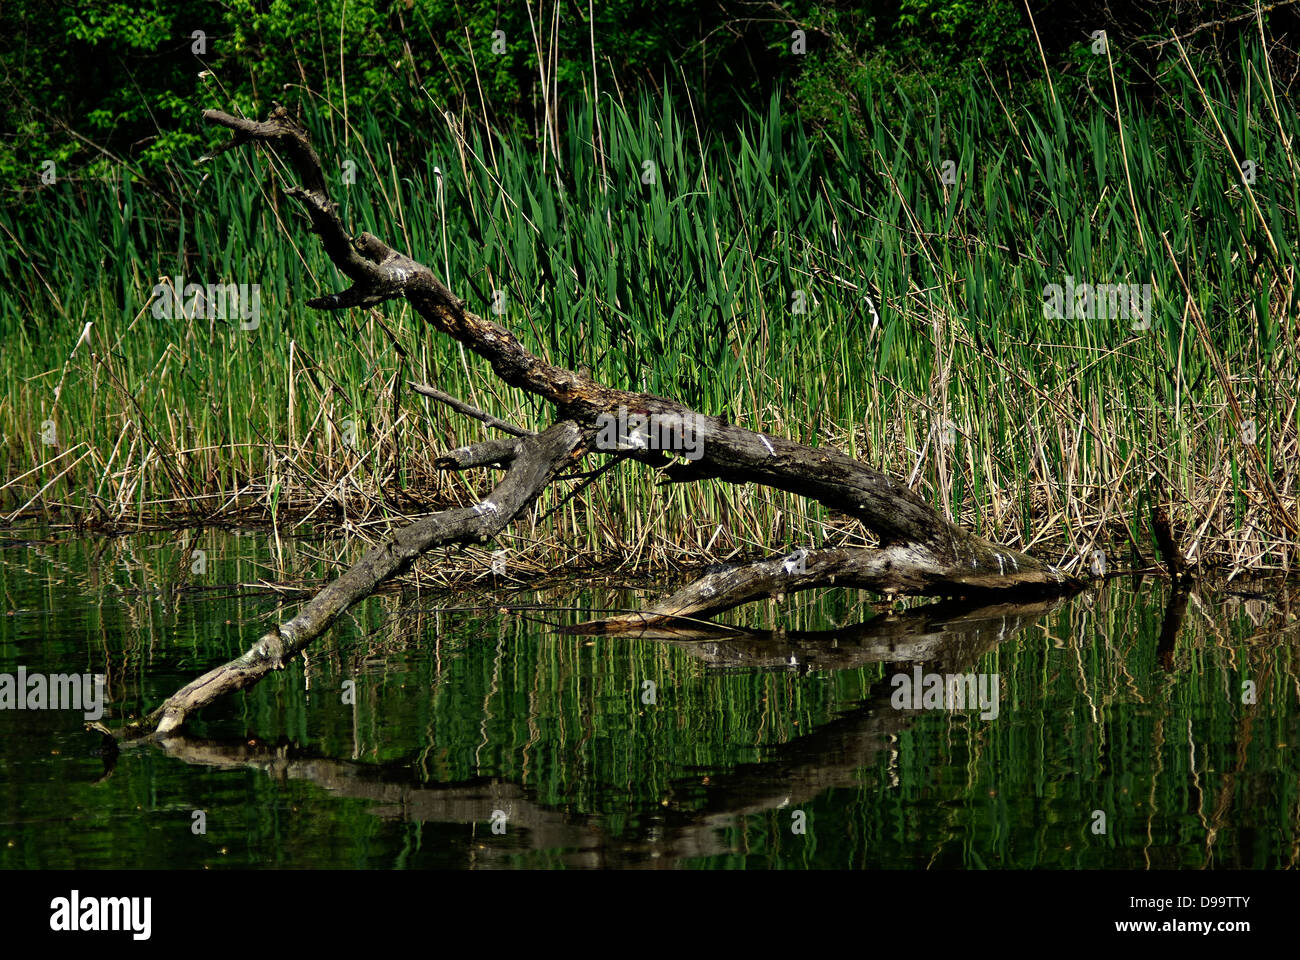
[98,104,1083,738]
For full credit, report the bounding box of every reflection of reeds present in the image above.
[3,525,1298,867]
[2,36,1296,575]
[55,553,1294,869]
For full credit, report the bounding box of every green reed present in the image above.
[1,34,1295,574]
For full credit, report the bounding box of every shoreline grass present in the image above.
[1,36,1296,579]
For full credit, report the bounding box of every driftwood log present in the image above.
[102,105,1082,738]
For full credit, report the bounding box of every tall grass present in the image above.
[1,35,1296,577]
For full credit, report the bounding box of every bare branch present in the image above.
[110,422,583,738]
[434,437,522,470]
[410,382,532,437]
[571,544,1069,633]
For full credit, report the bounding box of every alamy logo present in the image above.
[49,891,151,940]
[150,277,261,329]
[0,667,105,721]
[1042,275,1152,329]
[890,667,1000,719]
[594,406,704,461]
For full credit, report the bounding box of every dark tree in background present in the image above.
[3,0,1297,208]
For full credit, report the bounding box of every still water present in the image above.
[1,528,1296,868]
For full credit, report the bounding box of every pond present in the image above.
[1,528,1296,869]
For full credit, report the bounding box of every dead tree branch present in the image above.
[111,423,582,737]
[97,105,1084,737]
[200,107,1074,585]
[410,381,532,437]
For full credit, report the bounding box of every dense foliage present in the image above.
[4,0,1297,201]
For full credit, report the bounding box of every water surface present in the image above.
[1,528,1295,868]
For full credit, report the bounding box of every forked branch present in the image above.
[109,423,583,738]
